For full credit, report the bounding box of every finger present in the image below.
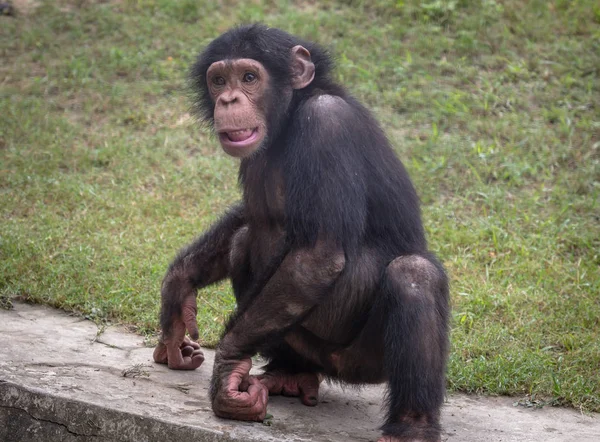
[191,349,205,367]
[277,372,300,397]
[216,399,266,422]
[168,319,187,347]
[182,336,201,349]
[182,296,199,340]
[152,342,168,364]
[240,381,268,421]
[182,350,205,370]
[168,347,203,370]
[163,319,187,369]
[225,370,243,392]
[248,377,269,406]
[215,387,267,422]
[181,345,194,357]
[258,373,283,395]
[166,340,185,369]
[299,375,320,406]
[282,382,300,397]
[166,335,203,370]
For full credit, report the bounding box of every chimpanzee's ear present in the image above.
[290,45,315,89]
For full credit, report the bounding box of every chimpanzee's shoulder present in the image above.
[294,93,361,134]
[302,93,353,115]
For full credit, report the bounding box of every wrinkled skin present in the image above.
[210,357,269,421]
[258,371,321,407]
[206,58,270,158]
[153,296,204,370]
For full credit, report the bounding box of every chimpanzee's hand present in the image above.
[211,354,268,421]
[153,295,204,370]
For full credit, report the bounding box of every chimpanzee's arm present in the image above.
[218,95,367,359]
[154,203,245,369]
[210,96,369,419]
[219,240,346,358]
[210,239,346,419]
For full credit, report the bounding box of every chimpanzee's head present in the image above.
[191,25,332,158]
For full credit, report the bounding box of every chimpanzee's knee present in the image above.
[385,255,447,304]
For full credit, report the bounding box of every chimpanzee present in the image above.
[152,25,449,442]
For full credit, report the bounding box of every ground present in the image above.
[1,302,599,442]
[0,0,599,413]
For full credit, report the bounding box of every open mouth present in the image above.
[219,128,259,147]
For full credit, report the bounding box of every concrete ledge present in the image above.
[0,381,225,442]
[1,302,598,442]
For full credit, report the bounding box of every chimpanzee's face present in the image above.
[206,59,270,158]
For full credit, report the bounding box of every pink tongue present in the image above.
[228,129,252,142]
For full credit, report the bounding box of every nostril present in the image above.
[220,95,237,105]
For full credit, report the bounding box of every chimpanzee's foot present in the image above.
[379,413,442,442]
[258,371,321,406]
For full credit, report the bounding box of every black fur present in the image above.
[192,24,425,257]
[191,25,334,124]
[183,24,450,441]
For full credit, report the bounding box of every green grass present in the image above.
[1,0,598,412]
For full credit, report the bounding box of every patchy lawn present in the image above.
[1,0,598,411]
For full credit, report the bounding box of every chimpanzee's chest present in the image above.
[241,154,285,221]
[241,158,287,272]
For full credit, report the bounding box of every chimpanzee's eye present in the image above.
[213,76,226,86]
[243,72,257,83]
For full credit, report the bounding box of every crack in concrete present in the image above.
[26,361,124,376]
[0,404,105,439]
[22,362,204,398]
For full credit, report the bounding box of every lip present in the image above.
[218,128,260,148]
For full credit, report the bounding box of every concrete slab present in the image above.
[0,302,598,442]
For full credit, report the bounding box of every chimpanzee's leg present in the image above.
[379,254,449,442]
